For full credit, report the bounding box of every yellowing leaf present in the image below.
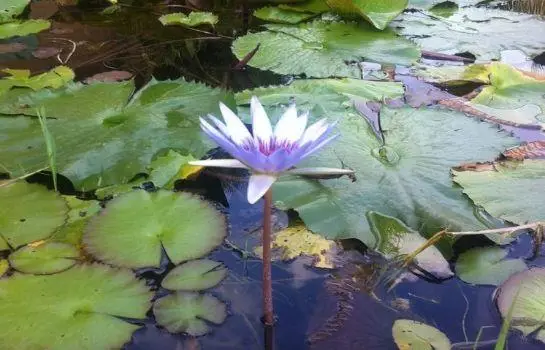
[178,163,204,180]
[255,224,338,269]
[0,259,9,277]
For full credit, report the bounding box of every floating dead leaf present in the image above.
[503,141,545,160]
[32,46,61,59]
[84,70,133,84]
[255,224,339,269]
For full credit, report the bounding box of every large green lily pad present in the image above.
[452,159,545,225]
[8,241,80,274]
[393,8,545,61]
[84,190,226,268]
[327,0,407,29]
[455,246,526,286]
[496,268,545,344]
[153,292,227,336]
[0,0,31,23]
[232,21,420,78]
[161,259,228,291]
[0,182,67,249]
[235,81,517,247]
[0,264,152,349]
[392,319,451,350]
[0,19,50,39]
[0,78,233,189]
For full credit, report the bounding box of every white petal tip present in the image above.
[188,159,248,169]
[247,174,277,204]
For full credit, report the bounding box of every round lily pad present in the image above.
[153,292,227,336]
[496,268,545,343]
[0,182,67,249]
[162,259,228,291]
[0,264,152,350]
[392,319,451,350]
[84,190,226,268]
[455,246,526,286]
[8,242,80,274]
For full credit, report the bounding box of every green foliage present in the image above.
[392,319,451,349]
[232,21,420,78]
[327,0,407,29]
[84,190,226,268]
[8,242,80,274]
[254,6,317,23]
[0,19,50,39]
[161,259,228,291]
[159,11,218,27]
[0,0,31,23]
[0,66,74,96]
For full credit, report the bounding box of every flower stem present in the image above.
[262,189,274,327]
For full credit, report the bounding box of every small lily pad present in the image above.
[0,0,31,23]
[254,7,317,24]
[0,182,67,249]
[153,292,227,336]
[455,247,526,286]
[84,190,226,268]
[0,66,74,97]
[392,319,451,350]
[0,19,50,39]
[0,264,152,349]
[327,0,408,30]
[9,242,80,274]
[159,12,218,27]
[162,259,227,291]
[496,268,545,343]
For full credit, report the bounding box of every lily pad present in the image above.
[0,66,74,96]
[496,268,545,343]
[327,0,407,30]
[394,8,545,61]
[0,264,152,349]
[84,190,226,268]
[52,196,101,246]
[452,159,545,224]
[0,182,67,249]
[8,241,80,274]
[161,259,228,291]
[159,11,218,27]
[153,292,227,336]
[236,82,517,247]
[0,19,50,39]
[254,6,317,24]
[455,247,526,286]
[278,0,330,13]
[232,21,420,78]
[0,0,31,23]
[392,319,451,350]
[0,78,233,189]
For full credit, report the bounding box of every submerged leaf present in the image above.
[232,21,420,78]
[0,182,67,249]
[0,79,232,189]
[159,12,218,27]
[0,19,50,39]
[455,247,526,286]
[0,264,152,349]
[84,190,226,268]
[161,259,228,291]
[392,319,451,350]
[496,268,545,343]
[452,159,545,224]
[153,292,227,336]
[8,241,80,274]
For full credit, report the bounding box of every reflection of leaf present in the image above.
[153,292,227,336]
[394,8,545,61]
[8,242,80,274]
[84,190,226,268]
[497,268,545,344]
[162,259,228,291]
[0,79,233,189]
[452,159,545,224]
[327,0,407,30]
[0,19,50,39]
[392,319,451,350]
[159,11,218,27]
[455,247,526,286]
[0,264,152,349]
[232,21,420,78]
[0,182,67,249]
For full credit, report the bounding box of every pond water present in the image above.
[1,0,545,349]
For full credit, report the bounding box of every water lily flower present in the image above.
[190,96,354,204]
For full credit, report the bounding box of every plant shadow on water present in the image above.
[2,0,545,349]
